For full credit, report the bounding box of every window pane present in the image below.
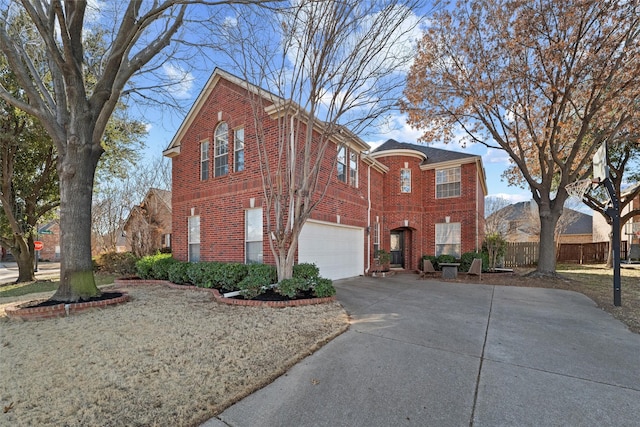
[246,242,263,264]
[200,141,209,180]
[189,244,200,262]
[234,128,245,172]
[436,167,461,198]
[400,169,411,193]
[435,222,461,257]
[349,151,358,186]
[215,155,228,176]
[188,216,200,244]
[214,122,228,177]
[337,146,346,182]
[245,208,263,241]
[246,208,263,264]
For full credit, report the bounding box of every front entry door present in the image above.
[390,231,404,268]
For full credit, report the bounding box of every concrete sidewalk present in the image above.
[205,275,640,426]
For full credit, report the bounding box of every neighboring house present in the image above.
[123,188,172,257]
[489,201,592,244]
[0,221,60,262]
[37,221,61,261]
[163,68,487,279]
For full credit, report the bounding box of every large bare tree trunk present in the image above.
[537,210,561,275]
[51,138,102,302]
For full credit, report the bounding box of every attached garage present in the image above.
[298,220,364,280]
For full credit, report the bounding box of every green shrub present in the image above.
[237,264,277,298]
[276,277,307,298]
[135,254,160,279]
[94,251,139,276]
[186,262,210,287]
[436,254,457,268]
[313,278,336,298]
[459,251,489,272]
[151,256,179,280]
[213,263,249,291]
[293,263,320,280]
[168,262,192,285]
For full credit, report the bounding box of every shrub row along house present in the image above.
[164,69,487,280]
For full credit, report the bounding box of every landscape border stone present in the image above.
[112,278,337,307]
[5,292,130,321]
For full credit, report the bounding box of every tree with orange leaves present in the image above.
[402,0,640,276]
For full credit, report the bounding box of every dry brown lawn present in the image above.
[0,284,348,426]
[1,263,638,426]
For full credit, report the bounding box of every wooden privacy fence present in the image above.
[503,242,538,267]
[502,241,629,267]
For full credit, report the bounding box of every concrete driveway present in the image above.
[207,275,640,427]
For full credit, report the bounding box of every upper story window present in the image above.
[337,145,359,187]
[337,146,347,182]
[200,140,209,180]
[400,169,411,193]
[349,151,358,187]
[234,127,245,172]
[214,122,229,177]
[436,166,461,198]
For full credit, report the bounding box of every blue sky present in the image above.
[131,2,533,205]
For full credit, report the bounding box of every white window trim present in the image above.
[245,208,263,264]
[436,166,461,199]
[200,140,209,181]
[435,222,461,258]
[337,146,347,183]
[373,221,380,258]
[234,127,244,172]
[214,122,228,177]
[188,215,201,262]
[349,151,358,187]
[400,168,411,193]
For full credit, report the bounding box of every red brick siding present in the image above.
[170,75,485,272]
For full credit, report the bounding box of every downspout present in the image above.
[290,114,295,231]
[366,163,371,274]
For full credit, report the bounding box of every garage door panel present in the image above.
[299,221,364,280]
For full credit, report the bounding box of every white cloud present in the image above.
[162,64,194,99]
[483,147,511,164]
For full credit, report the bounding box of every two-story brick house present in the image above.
[164,68,487,279]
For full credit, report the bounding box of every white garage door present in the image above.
[298,220,364,280]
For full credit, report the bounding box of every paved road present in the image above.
[204,274,640,427]
[0,262,60,284]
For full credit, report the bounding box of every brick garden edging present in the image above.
[113,278,337,307]
[5,292,130,321]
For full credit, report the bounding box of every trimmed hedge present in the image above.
[136,253,173,279]
[133,257,335,299]
[459,251,489,272]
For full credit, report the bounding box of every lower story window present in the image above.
[188,215,200,262]
[435,222,461,258]
[245,208,263,264]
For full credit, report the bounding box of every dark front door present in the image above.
[390,231,404,267]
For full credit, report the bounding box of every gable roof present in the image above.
[163,67,370,157]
